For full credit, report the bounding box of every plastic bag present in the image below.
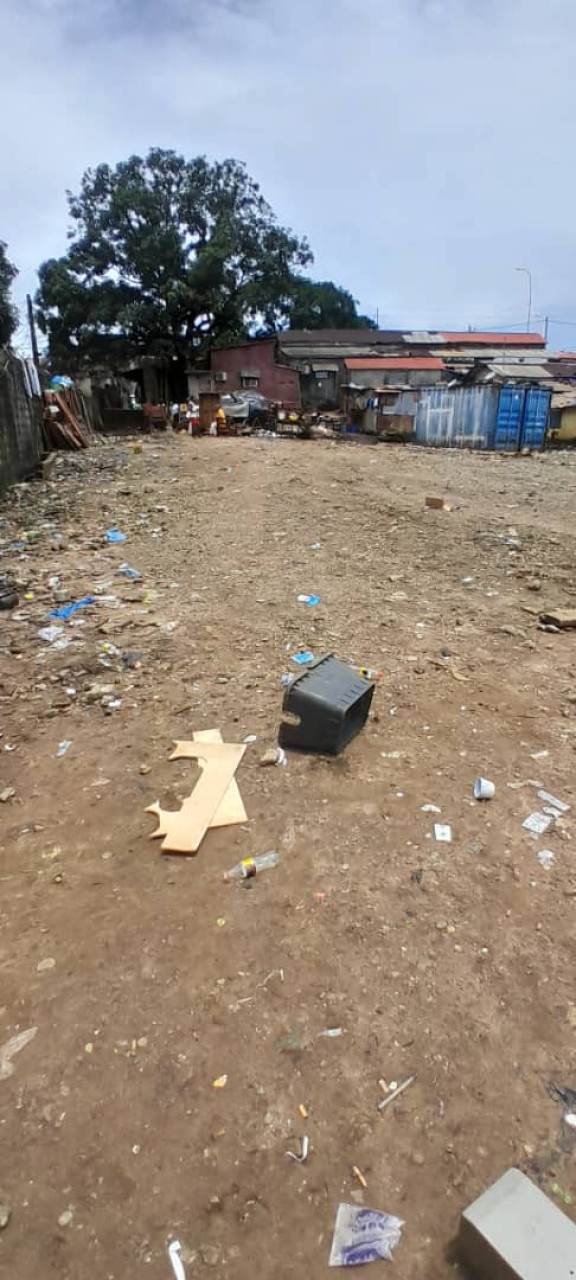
[329,1204,403,1267]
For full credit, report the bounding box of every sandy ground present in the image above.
[1,434,576,1279]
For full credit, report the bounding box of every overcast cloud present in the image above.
[2,0,575,349]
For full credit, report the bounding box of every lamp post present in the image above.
[515,267,532,333]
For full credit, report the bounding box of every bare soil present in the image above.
[1,435,576,1279]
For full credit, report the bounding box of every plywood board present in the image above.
[147,742,245,853]
[193,729,247,827]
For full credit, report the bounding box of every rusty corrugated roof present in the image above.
[440,332,545,347]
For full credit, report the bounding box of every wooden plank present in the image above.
[193,729,247,827]
[147,743,245,853]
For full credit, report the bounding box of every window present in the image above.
[241,375,260,389]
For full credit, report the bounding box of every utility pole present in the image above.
[544,315,549,343]
[515,267,532,333]
[26,294,41,377]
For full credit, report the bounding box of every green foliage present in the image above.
[278,277,376,331]
[36,149,312,367]
[0,242,18,346]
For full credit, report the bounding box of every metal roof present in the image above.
[481,362,552,381]
[344,357,445,371]
[440,331,545,347]
[278,328,403,345]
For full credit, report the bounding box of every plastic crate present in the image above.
[279,653,375,756]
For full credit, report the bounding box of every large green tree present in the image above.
[36,149,312,368]
[0,242,18,347]
[278,277,376,331]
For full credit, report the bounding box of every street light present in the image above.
[515,267,532,333]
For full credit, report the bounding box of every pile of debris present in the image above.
[44,389,91,450]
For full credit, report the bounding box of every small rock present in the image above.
[412,1151,425,1166]
[436,920,448,932]
[527,579,542,592]
[216,677,229,685]
[58,1209,73,1228]
[0,788,15,803]
[37,957,56,972]
[260,747,281,767]
[0,1204,11,1230]
[140,763,151,775]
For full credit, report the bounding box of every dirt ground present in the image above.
[1,434,576,1279]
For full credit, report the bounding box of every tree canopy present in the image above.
[278,277,376,331]
[36,149,373,369]
[0,242,18,347]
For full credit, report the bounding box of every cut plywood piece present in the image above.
[540,609,576,630]
[147,742,246,853]
[192,729,247,827]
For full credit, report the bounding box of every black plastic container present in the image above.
[279,653,375,756]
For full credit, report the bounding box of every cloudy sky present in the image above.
[2,0,576,350]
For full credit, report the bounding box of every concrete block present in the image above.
[458,1168,576,1280]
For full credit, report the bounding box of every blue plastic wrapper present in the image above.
[105,529,127,543]
[49,596,95,621]
[329,1204,403,1267]
[118,563,142,581]
[292,651,315,665]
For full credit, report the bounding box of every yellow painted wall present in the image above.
[553,407,576,442]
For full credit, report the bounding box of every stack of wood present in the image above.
[44,389,91,450]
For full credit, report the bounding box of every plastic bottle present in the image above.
[224,852,279,882]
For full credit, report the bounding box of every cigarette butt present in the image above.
[378,1078,389,1094]
[298,1103,309,1119]
[352,1165,367,1189]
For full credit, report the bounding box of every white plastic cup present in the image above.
[474,777,495,800]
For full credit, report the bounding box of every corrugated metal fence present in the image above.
[0,351,43,492]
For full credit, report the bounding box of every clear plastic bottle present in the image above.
[224,851,279,882]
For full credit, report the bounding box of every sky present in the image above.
[2,0,576,352]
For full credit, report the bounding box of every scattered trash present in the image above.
[434,823,452,843]
[352,1166,368,1190]
[474,777,495,801]
[280,674,294,688]
[329,1203,403,1267]
[37,957,56,972]
[319,1028,343,1039]
[421,803,441,814]
[0,788,15,803]
[0,1026,38,1081]
[297,594,321,607]
[523,811,552,836]
[292,651,315,665]
[356,667,384,681]
[224,852,279,881]
[298,1103,309,1119]
[549,1082,576,1109]
[531,750,549,760]
[105,529,127,543]
[286,1135,309,1164]
[0,1204,11,1231]
[49,596,95,621]
[212,1075,228,1089]
[57,740,72,758]
[0,580,18,610]
[104,698,122,713]
[538,789,570,814]
[280,654,374,756]
[121,650,142,671]
[38,625,64,645]
[168,1240,186,1280]
[311,542,321,550]
[378,1074,416,1112]
[537,849,555,869]
[244,734,258,744]
[118,563,142,581]
[260,746,286,767]
[564,1114,576,1130]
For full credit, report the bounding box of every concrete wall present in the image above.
[211,340,300,406]
[0,352,43,492]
